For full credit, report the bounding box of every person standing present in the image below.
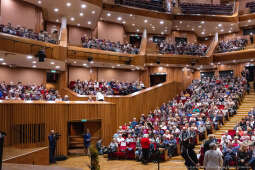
[0,131,6,170]
[48,130,57,164]
[83,128,91,155]
[141,134,150,164]
[182,144,199,170]
[204,143,223,170]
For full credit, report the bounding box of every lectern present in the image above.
[0,132,6,170]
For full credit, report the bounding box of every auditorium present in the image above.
[1,0,255,170]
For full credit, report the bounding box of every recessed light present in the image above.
[233,60,236,63]
[198,25,202,28]
[77,23,80,26]
[192,28,194,31]
[54,8,59,12]
[201,21,205,24]
[161,32,164,35]
[129,14,133,17]
[160,21,164,24]
[70,17,75,21]
[221,29,224,32]
[32,61,37,64]
[38,0,42,4]
[27,55,33,59]
[164,30,168,32]
[50,62,55,65]
[144,19,148,23]
[117,64,120,66]
[88,21,92,25]
[81,4,86,8]
[107,13,111,17]
[2,63,6,65]
[73,61,77,64]
[122,21,126,24]
[55,66,60,69]
[80,12,84,16]
[132,24,135,26]
[201,32,205,35]
[112,66,115,69]
[248,19,252,23]
[117,17,122,21]
[92,11,95,14]
[136,29,140,32]
[218,23,222,27]
[229,30,232,33]
[0,58,4,61]
[179,21,183,24]
[32,65,37,68]
[56,19,59,22]
[231,23,234,26]
[66,2,71,7]
[83,63,87,66]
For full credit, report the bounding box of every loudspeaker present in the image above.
[36,50,46,62]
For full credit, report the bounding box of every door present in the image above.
[150,73,167,87]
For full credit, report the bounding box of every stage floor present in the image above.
[54,156,187,170]
[2,163,82,170]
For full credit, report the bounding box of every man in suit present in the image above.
[204,135,217,154]
[48,130,58,164]
[182,143,199,170]
[0,131,6,170]
[180,127,190,152]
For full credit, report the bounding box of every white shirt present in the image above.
[96,92,104,101]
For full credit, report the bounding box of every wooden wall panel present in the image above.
[0,102,116,156]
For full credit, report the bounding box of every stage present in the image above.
[2,163,82,170]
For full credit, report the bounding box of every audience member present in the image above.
[217,39,248,53]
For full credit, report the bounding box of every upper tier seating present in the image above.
[106,76,246,161]
[246,2,255,13]
[158,41,208,56]
[0,23,58,44]
[114,0,166,12]
[70,80,145,96]
[216,38,248,53]
[180,3,234,15]
[0,82,65,101]
[81,36,139,54]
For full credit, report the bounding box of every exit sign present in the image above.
[81,119,87,122]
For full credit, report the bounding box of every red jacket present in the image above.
[141,137,150,149]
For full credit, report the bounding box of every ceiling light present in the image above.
[73,61,77,64]
[192,28,194,31]
[27,55,33,59]
[161,32,164,35]
[83,63,87,66]
[251,59,254,62]
[70,17,75,21]
[0,58,4,61]
[122,21,126,24]
[221,29,224,32]
[201,32,205,35]
[201,21,205,24]
[56,19,59,22]
[164,30,168,32]
[112,66,115,69]
[2,63,6,65]
[160,21,164,24]
[32,61,37,64]
[117,17,122,21]
[91,10,95,14]
[32,65,37,68]
[117,64,120,66]
[132,23,135,26]
[179,21,183,24]
[130,14,133,17]
[107,13,111,17]
[136,29,140,32]
[66,2,71,7]
[88,21,92,25]
[229,30,232,33]
[77,23,80,26]
[38,0,42,4]
[218,23,222,27]
[54,8,59,12]
[248,19,252,23]
[198,25,202,28]
[144,19,148,23]
[81,4,86,8]
[50,62,55,65]
[80,12,84,16]
[231,23,234,26]
[55,66,60,69]
[233,60,236,63]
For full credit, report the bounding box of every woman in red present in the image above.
[141,134,150,164]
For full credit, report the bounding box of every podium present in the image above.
[0,132,6,170]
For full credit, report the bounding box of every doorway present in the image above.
[245,65,255,82]
[68,120,101,155]
[150,73,167,86]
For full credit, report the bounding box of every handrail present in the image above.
[205,32,219,58]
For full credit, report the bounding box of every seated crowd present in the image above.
[217,39,248,53]
[70,80,145,96]
[246,2,255,13]
[180,2,234,15]
[200,108,255,170]
[114,0,166,12]
[81,36,139,54]
[100,76,246,162]
[0,82,68,101]
[0,23,58,44]
[158,41,208,56]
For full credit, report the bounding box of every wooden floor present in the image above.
[54,156,187,170]
[2,163,82,170]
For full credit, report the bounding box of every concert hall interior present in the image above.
[1,0,255,170]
